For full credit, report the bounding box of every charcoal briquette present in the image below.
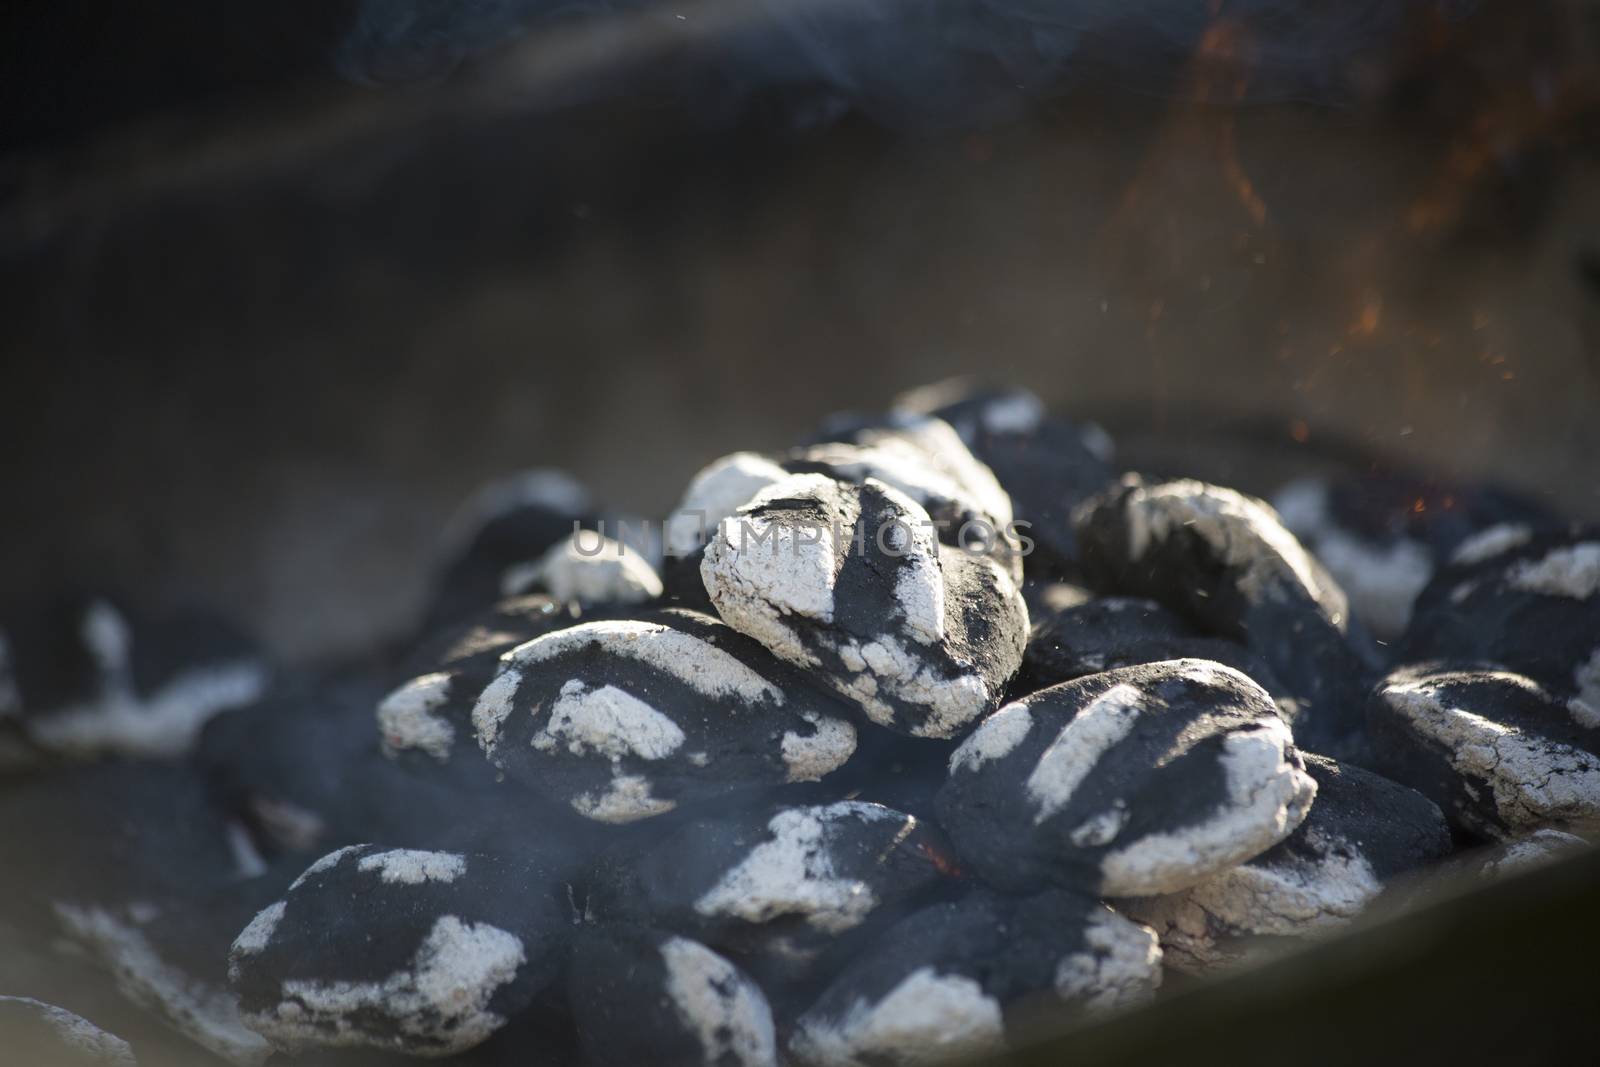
[936,659,1315,896]
[701,474,1028,739]
[1074,476,1373,760]
[471,608,859,823]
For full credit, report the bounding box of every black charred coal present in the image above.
[1117,753,1452,971]
[568,924,778,1067]
[936,659,1315,897]
[584,800,958,989]
[1368,663,1600,841]
[1271,469,1556,641]
[1020,593,1293,710]
[700,474,1028,739]
[471,607,859,825]
[228,843,579,1058]
[1397,525,1600,709]
[1074,475,1375,763]
[787,888,1160,1066]
[424,471,600,631]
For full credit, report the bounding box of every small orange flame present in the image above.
[1348,294,1384,338]
[916,840,965,879]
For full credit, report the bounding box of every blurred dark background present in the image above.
[3,0,1598,661]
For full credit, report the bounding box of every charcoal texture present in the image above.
[0,762,248,923]
[1118,753,1452,971]
[8,377,1594,1066]
[382,594,589,769]
[0,594,266,766]
[1021,593,1292,708]
[1368,663,1600,839]
[788,889,1159,1066]
[472,608,859,823]
[890,380,1116,577]
[586,801,957,986]
[569,926,777,1067]
[937,659,1315,896]
[1398,526,1600,713]
[1075,475,1373,761]
[702,474,1028,739]
[1272,470,1555,641]
[425,470,599,630]
[0,997,137,1066]
[229,843,577,1057]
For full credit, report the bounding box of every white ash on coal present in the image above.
[3,379,1594,1066]
[1074,475,1377,762]
[0,996,137,1066]
[0,595,267,769]
[1116,753,1452,973]
[936,660,1316,897]
[700,474,1029,739]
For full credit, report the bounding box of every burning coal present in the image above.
[2,379,1595,1065]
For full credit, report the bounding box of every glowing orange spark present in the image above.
[1349,295,1383,338]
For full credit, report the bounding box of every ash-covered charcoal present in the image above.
[398,592,588,683]
[1368,664,1600,839]
[1384,829,1591,914]
[499,531,664,608]
[1272,472,1555,641]
[447,991,586,1067]
[1033,594,1197,656]
[1020,594,1292,707]
[1118,754,1451,973]
[659,454,792,613]
[667,420,1021,577]
[1074,475,1372,761]
[787,889,1160,1067]
[1398,526,1600,715]
[16,375,1597,1064]
[201,670,583,862]
[586,802,958,982]
[0,762,259,926]
[471,608,859,823]
[701,474,1028,739]
[228,843,575,1058]
[936,660,1315,896]
[1455,828,1591,880]
[381,593,587,768]
[826,728,965,820]
[660,548,719,616]
[0,997,137,1066]
[888,379,1052,442]
[665,452,795,564]
[890,380,1116,576]
[787,416,1020,566]
[569,926,778,1067]
[52,870,300,1067]
[0,595,267,767]
[52,910,266,1066]
[425,468,600,629]
[199,673,409,860]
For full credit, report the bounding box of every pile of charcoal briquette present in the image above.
[2,380,1597,1067]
